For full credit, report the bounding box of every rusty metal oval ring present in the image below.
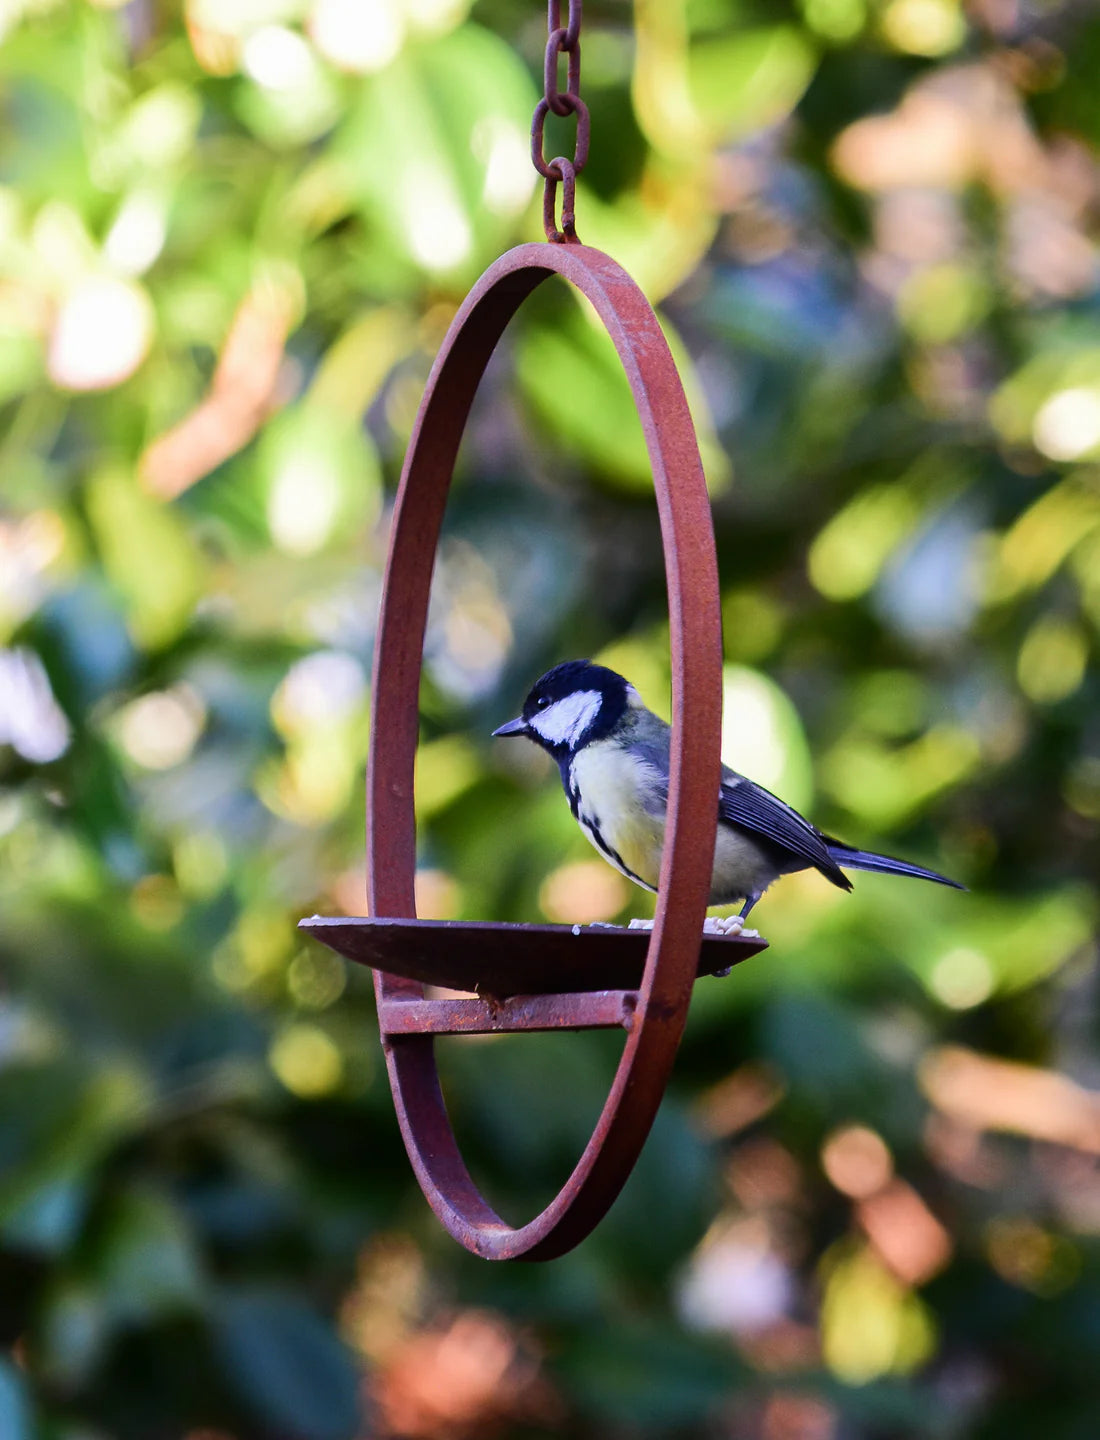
[366,243,723,1261]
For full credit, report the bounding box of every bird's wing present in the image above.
[719,769,850,889]
[625,736,672,817]
[619,720,850,889]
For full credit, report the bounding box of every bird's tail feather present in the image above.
[826,842,965,890]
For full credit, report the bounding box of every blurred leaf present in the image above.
[0,23,91,207]
[214,1290,362,1440]
[0,330,41,406]
[821,724,981,829]
[0,1064,148,1225]
[989,339,1100,454]
[338,23,537,279]
[722,664,815,812]
[820,1242,937,1382]
[237,55,342,148]
[2,2,1100,1435]
[259,403,381,558]
[517,292,728,492]
[91,1189,204,1322]
[909,884,1097,1000]
[561,1318,738,1428]
[0,1359,31,1440]
[569,158,721,301]
[441,1030,616,1201]
[34,1281,110,1389]
[809,480,922,601]
[600,1099,716,1272]
[634,2,817,153]
[688,26,818,139]
[84,468,204,649]
[2,1177,86,1256]
[763,991,880,1098]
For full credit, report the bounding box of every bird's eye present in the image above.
[536,695,550,709]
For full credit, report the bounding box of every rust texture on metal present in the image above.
[300,915,764,998]
[378,991,638,1037]
[531,0,588,241]
[366,242,723,1260]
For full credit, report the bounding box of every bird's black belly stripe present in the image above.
[581,814,656,894]
[565,760,657,893]
[565,770,582,819]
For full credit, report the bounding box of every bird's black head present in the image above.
[492,659,633,757]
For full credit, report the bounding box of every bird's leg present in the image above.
[739,892,761,922]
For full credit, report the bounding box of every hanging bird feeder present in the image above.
[301,0,766,1261]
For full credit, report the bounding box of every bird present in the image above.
[492,659,963,929]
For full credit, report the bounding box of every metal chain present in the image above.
[531,0,587,243]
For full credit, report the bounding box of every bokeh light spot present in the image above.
[267,453,342,555]
[310,0,404,72]
[400,162,473,271]
[539,860,629,924]
[0,647,71,762]
[287,948,347,1009]
[678,1217,794,1336]
[130,874,185,932]
[822,1125,893,1199]
[1064,757,1100,819]
[1017,615,1088,704]
[808,484,919,601]
[243,26,315,90]
[104,192,168,276]
[48,277,154,392]
[173,832,229,898]
[800,0,865,42]
[272,651,367,736]
[986,1218,1081,1295]
[880,0,965,56]
[414,868,462,920]
[820,1245,937,1383]
[472,117,533,219]
[117,686,206,770]
[722,665,813,811]
[270,1023,344,1097]
[897,263,989,344]
[930,946,994,1009]
[1032,387,1100,461]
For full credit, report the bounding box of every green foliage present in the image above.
[2,1,1099,1438]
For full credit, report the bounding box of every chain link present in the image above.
[531,0,586,243]
[548,0,581,50]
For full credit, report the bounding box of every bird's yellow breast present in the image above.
[568,742,666,890]
[568,739,781,905]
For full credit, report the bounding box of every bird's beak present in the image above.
[491,716,528,738]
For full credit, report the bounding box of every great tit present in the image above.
[492,659,963,924]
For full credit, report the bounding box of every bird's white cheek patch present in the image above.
[530,690,602,747]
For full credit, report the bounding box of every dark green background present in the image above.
[2,1,1099,1436]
